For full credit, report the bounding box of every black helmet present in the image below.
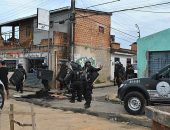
[18,64,23,68]
[42,63,47,66]
[42,63,48,69]
[85,60,91,67]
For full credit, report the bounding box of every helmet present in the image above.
[42,63,47,66]
[85,60,91,67]
[42,63,48,69]
[18,64,23,68]
[115,61,119,64]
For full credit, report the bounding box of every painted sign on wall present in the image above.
[75,57,96,67]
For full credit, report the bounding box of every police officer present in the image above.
[82,61,102,109]
[41,63,50,92]
[0,61,9,98]
[16,64,27,93]
[126,63,134,79]
[69,65,83,103]
[115,61,125,88]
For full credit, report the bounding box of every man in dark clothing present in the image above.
[41,63,50,92]
[126,63,134,79]
[0,61,9,98]
[114,61,125,88]
[70,70,83,103]
[15,64,27,93]
[82,61,103,109]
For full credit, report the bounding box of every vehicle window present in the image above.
[159,68,170,78]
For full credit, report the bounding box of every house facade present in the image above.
[110,42,137,80]
[137,28,170,78]
[0,7,112,87]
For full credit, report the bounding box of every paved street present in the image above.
[1,99,150,130]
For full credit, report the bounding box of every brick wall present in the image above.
[111,42,120,49]
[0,36,3,47]
[53,31,68,45]
[19,20,33,47]
[74,11,111,82]
[131,43,137,52]
[75,11,111,49]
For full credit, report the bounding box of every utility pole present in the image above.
[69,0,76,61]
[135,24,141,38]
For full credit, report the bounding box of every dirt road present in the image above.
[0,99,150,130]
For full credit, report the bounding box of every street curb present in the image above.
[14,98,151,128]
[93,84,114,89]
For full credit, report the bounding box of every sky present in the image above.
[1,0,170,48]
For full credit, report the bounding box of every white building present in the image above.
[110,42,137,80]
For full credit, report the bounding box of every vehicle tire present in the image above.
[124,91,146,115]
[0,89,4,109]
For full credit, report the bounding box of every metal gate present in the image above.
[149,51,170,76]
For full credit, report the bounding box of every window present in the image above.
[160,68,170,78]
[99,26,104,33]
[4,60,17,72]
[114,57,120,62]
[127,58,131,64]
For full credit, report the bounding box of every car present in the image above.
[118,64,170,115]
[0,80,5,109]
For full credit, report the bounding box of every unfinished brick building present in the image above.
[0,7,112,87]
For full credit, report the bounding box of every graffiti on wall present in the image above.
[75,57,96,67]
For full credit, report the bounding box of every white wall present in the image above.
[110,53,135,80]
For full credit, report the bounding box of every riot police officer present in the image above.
[115,61,125,88]
[16,64,27,93]
[41,63,50,92]
[82,61,102,109]
[0,61,9,98]
[69,66,83,103]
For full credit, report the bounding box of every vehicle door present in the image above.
[154,67,170,102]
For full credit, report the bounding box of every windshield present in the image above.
[151,64,170,78]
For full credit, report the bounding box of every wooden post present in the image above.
[9,104,14,130]
[31,105,36,130]
[0,110,1,130]
[54,51,57,89]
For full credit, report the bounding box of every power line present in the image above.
[111,1,170,13]
[77,14,138,39]
[0,0,62,23]
[115,36,134,43]
[86,0,120,9]
[133,9,170,13]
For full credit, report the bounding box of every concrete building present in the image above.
[110,42,137,80]
[0,7,112,87]
[137,28,170,78]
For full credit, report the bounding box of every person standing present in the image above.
[15,64,27,93]
[69,63,83,103]
[126,63,134,79]
[41,63,50,92]
[82,61,103,109]
[115,61,125,88]
[0,61,9,98]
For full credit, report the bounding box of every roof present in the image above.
[137,28,170,44]
[0,6,112,26]
[111,48,136,55]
